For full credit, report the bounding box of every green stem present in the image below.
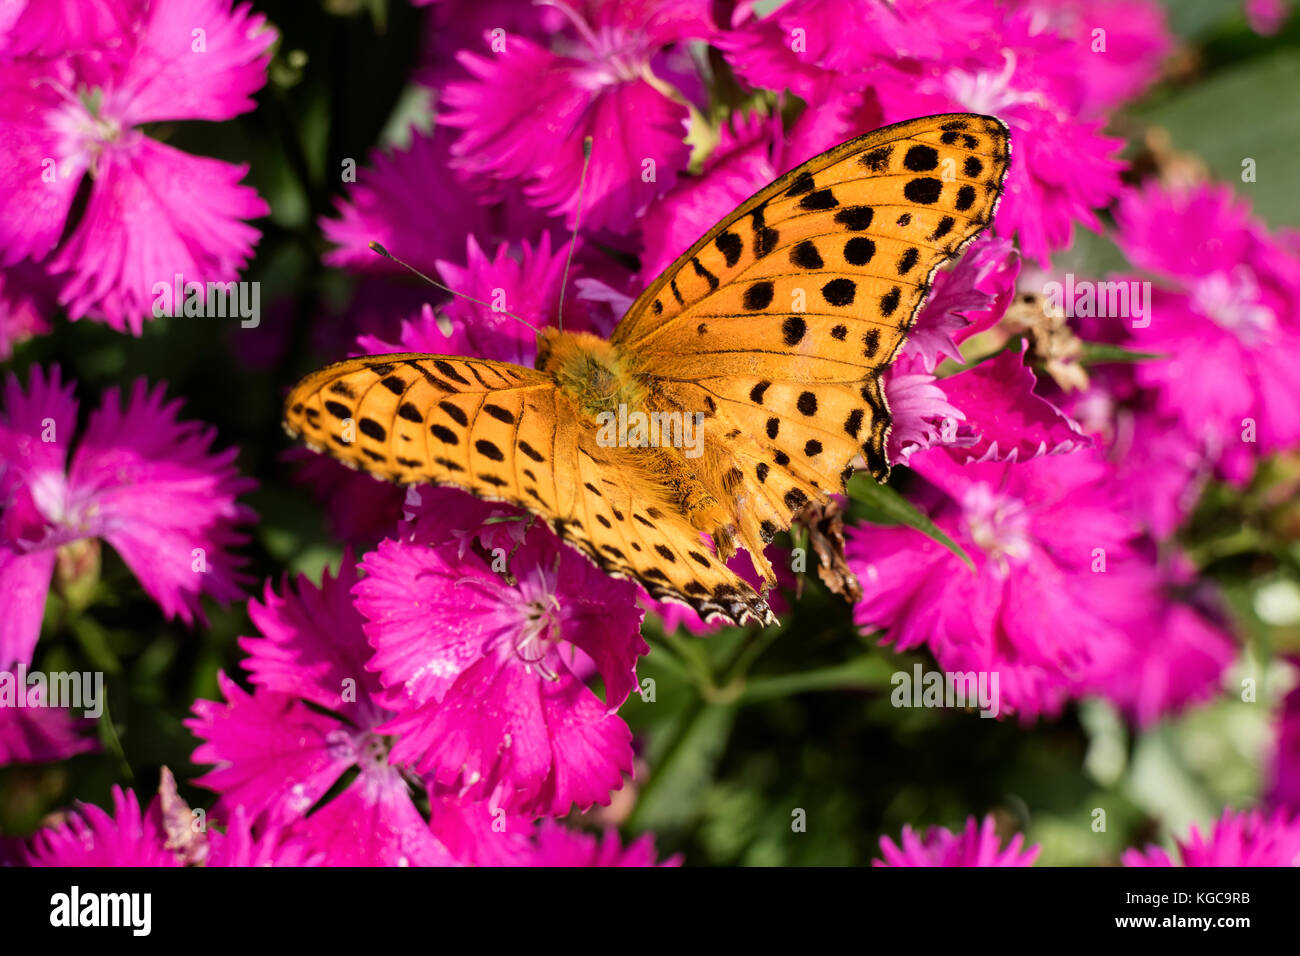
[624,698,705,832]
[655,627,715,692]
[97,695,133,784]
[1186,525,1267,566]
[738,655,894,705]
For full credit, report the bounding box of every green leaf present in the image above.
[1077,341,1166,365]
[627,702,737,832]
[847,473,974,570]
[1130,49,1300,231]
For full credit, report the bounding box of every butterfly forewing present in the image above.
[608,113,1009,597]
[614,113,1010,367]
[283,353,566,504]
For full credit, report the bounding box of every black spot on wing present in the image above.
[903,145,939,171]
[716,231,742,268]
[822,279,855,307]
[782,316,807,346]
[743,281,775,311]
[903,178,943,205]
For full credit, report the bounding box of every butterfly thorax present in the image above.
[535,327,743,553]
[535,328,646,420]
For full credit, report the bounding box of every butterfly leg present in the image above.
[510,515,537,563]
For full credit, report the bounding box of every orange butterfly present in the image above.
[284,113,1011,626]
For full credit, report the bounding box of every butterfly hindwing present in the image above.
[562,437,775,625]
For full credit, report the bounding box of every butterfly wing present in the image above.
[614,113,1011,556]
[561,436,775,625]
[286,114,1008,628]
[283,353,775,625]
[284,353,575,507]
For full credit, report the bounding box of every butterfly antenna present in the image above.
[556,136,593,334]
[367,241,542,335]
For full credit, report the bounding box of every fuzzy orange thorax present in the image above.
[535,328,646,420]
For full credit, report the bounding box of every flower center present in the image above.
[945,50,1043,117]
[1189,267,1276,345]
[513,595,562,680]
[962,482,1032,572]
[45,84,130,180]
[325,726,390,771]
[543,0,644,86]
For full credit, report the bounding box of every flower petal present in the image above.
[52,137,266,334]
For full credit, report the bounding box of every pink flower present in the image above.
[1244,0,1289,35]
[882,238,1086,464]
[879,238,1070,464]
[1067,382,1211,538]
[929,345,1091,463]
[0,679,98,765]
[1114,182,1300,474]
[26,786,179,867]
[883,355,970,464]
[204,805,324,867]
[1055,315,1214,537]
[0,0,144,57]
[187,556,457,866]
[24,784,321,866]
[846,448,1136,718]
[439,0,713,231]
[0,263,55,359]
[904,237,1021,372]
[874,815,1040,866]
[0,366,255,667]
[1269,664,1300,811]
[427,797,677,866]
[321,126,484,278]
[1122,808,1300,866]
[1083,553,1237,726]
[720,0,999,102]
[320,125,555,281]
[1018,0,1172,110]
[414,0,571,90]
[357,232,613,369]
[0,0,272,332]
[523,820,676,866]
[355,515,646,818]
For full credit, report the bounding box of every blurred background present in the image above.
[3,0,1300,865]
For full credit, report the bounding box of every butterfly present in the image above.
[284,113,1011,627]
